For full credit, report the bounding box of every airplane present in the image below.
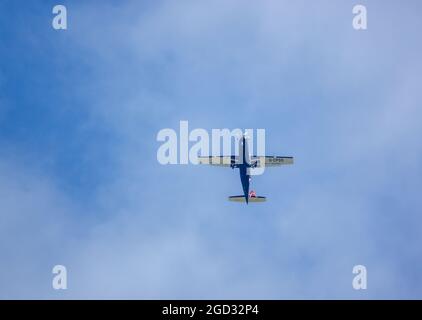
[198,134,293,204]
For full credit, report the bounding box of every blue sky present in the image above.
[0,0,422,299]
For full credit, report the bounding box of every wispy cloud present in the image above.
[0,0,421,299]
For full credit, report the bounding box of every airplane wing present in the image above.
[198,156,237,167]
[251,156,294,167]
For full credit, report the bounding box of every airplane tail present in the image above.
[228,195,266,203]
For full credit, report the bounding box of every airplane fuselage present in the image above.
[236,136,251,204]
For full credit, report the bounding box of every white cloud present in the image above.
[1,0,421,299]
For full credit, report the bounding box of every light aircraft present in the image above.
[198,134,293,204]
